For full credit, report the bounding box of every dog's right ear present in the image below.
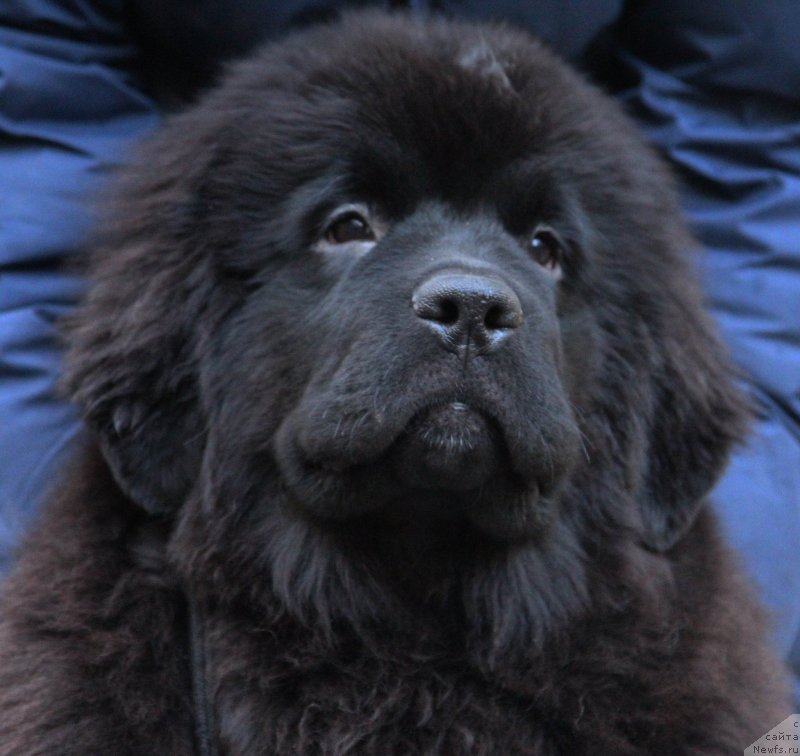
[58,104,228,515]
[62,237,211,516]
[93,390,206,517]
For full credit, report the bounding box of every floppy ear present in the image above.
[93,390,206,517]
[62,241,210,516]
[637,290,749,552]
[58,103,228,515]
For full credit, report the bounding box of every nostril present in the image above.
[438,298,459,325]
[412,292,460,325]
[485,302,522,330]
[485,304,502,330]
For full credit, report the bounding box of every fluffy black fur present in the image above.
[0,13,790,754]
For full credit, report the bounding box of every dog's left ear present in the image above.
[637,287,749,552]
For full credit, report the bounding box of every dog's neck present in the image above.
[171,490,587,656]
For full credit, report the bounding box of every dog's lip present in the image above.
[304,395,523,478]
[387,399,508,491]
[400,400,491,447]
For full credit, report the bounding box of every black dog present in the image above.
[0,13,790,754]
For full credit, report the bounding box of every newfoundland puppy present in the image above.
[0,12,790,754]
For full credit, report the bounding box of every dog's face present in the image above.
[65,15,745,630]
[184,24,597,548]
[221,111,588,543]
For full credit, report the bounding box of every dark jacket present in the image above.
[1,0,797,701]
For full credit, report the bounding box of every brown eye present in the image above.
[529,229,562,273]
[324,211,375,245]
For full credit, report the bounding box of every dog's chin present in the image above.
[389,401,504,491]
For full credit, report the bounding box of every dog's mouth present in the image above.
[275,379,577,542]
[389,401,505,491]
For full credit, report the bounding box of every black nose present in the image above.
[412,273,522,354]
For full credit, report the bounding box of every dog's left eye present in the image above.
[324,211,375,245]
[529,228,563,276]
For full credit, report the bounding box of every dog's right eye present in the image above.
[324,211,375,245]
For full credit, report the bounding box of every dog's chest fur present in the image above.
[199,600,732,756]
[207,613,548,754]
[0,462,788,755]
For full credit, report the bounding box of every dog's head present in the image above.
[64,15,746,622]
